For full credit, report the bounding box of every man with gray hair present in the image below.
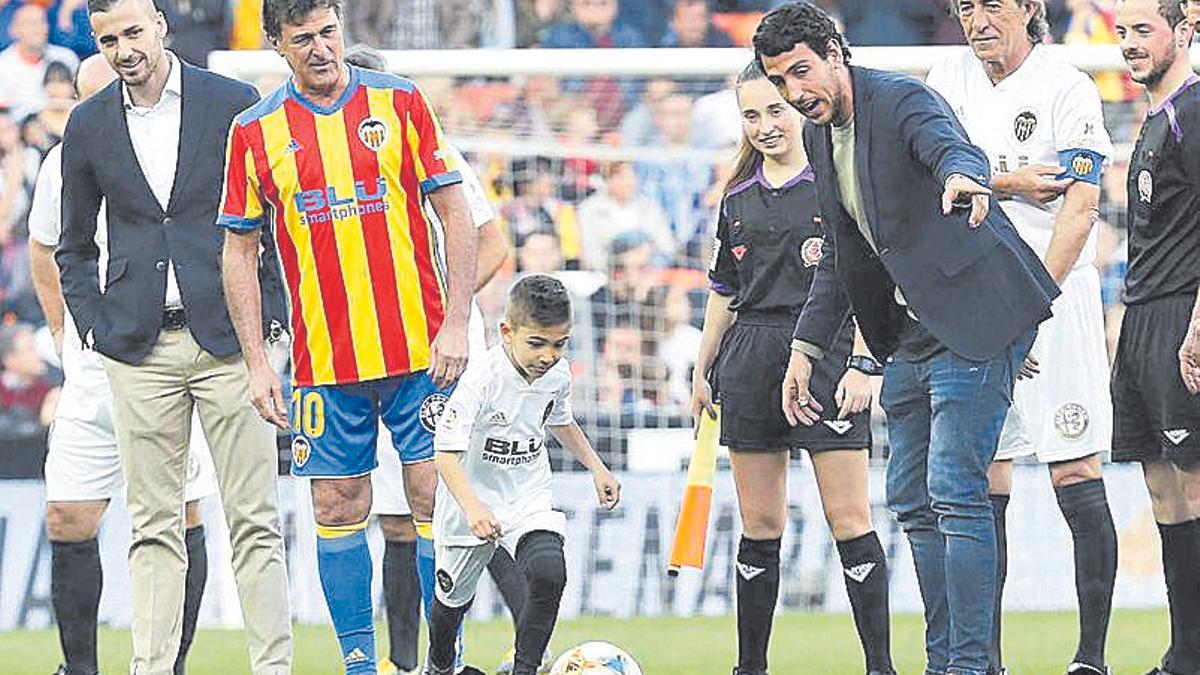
[928,1,1118,673]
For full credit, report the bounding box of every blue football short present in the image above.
[289,370,454,478]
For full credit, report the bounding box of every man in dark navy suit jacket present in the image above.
[56,0,292,672]
[754,5,1059,675]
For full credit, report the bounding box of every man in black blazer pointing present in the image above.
[56,0,292,672]
[755,5,1058,675]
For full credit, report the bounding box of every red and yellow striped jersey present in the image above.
[218,66,461,387]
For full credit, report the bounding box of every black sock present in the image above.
[736,537,780,674]
[488,544,528,632]
[989,493,1010,673]
[513,532,566,675]
[1160,518,1200,674]
[51,538,102,675]
[1055,479,1116,668]
[175,525,207,675]
[836,531,893,674]
[428,597,470,672]
[383,539,420,670]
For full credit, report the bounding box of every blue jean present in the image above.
[881,329,1034,675]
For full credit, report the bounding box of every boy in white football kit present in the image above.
[928,3,1117,674]
[369,138,525,674]
[423,275,621,675]
[26,55,217,675]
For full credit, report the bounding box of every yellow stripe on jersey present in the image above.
[367,88,432,369]
[259,106,337,385]
[311,109,387,381]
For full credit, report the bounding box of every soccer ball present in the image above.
[547,641,643,675]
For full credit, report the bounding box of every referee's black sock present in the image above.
[988,493,1010,674]
[1055,479,1116,669]
[175,525,208,675]
[51,538,102,675]
[836,531,893,674]
[383,539,420,671]
[513,531,566,675]
[736,536,780,673]
[1160,518,1200,674]
[428,597,471,673]
[488,544,529,632]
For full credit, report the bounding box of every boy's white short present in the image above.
[44,385,218,503]
[370,423,412,516]
[434,510,566,607]
[996,266,1113,463]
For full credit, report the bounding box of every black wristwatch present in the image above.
[846,355,883,376]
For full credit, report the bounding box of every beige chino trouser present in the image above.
[102,329,292,675]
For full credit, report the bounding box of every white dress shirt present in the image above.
[122,51,183,308]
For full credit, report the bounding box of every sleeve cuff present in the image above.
[708,280,735,297]
[434,443,468,454]
[945,171,991,189]
[28,230,59,247]
[217,214,264,232]
[421,170,464,194]
[790,339,825,360]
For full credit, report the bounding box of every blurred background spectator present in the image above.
[577,160,674,270]
[541,0,646,49]
[660,0,733,47]
[159,0,230,66]
[0,3,78,119]
[0,322,58,429]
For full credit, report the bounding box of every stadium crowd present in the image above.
[0,0,1145,467]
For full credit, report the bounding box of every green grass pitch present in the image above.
[0,610,1167,674]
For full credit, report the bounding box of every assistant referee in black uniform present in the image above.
[1115,2,1200,673]
[690,61,894,675]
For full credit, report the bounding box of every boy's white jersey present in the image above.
[926,45,1114,270]
[433,344,574,546]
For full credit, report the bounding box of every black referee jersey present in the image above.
[1125,74,1200,305]
[709,164,824,313]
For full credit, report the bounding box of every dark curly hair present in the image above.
[752,2,851,65]
[262,0,342,40]
[508,274,572,328]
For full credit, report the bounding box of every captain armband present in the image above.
[1057,148,1105,186]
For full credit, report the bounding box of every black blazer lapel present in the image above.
[167,62,201,214]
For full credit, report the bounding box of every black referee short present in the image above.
[1111,293,1200,464]
[712,314,871,456]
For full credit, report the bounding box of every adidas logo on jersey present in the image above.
[736,562,766,581]
[489,411,509,425]
[823,420,853,435]
[1165,429,1191,445]
[344,648,369,665]
[844,562,876,583]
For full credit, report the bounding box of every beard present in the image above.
[1130,46,1177,87]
